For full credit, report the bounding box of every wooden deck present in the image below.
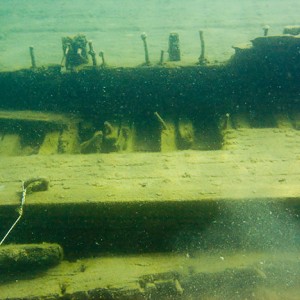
[0,127,300,299]
[0,250,299,299]
[0,127,300,206]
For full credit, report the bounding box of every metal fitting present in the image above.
[141,32,150,65]
[29,46,36,69]
[168,32,181,61]
[88,40,97,66]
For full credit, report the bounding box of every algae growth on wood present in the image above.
[0,31,300,299]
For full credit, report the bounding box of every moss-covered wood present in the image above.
[0,243,63,274]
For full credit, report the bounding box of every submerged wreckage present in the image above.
[0,27,300,299]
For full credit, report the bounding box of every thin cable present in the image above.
[0,211,23,246]
[0,181,26,246]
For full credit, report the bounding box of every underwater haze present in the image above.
[1,0,300,70]
[1,0,300,299]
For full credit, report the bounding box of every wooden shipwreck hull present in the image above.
[0,35,300,299]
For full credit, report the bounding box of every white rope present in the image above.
[0,181,26,246]
[0,212,23,246]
